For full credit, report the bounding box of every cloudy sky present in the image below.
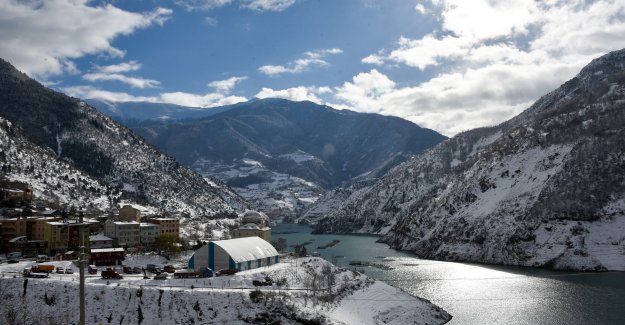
[1,0,625,136]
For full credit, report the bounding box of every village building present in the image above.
[0,215,62,244]
[6,235,46,256]
[0,217,26,242]
[90,247,125,266]
[139,223,160,244]
[104,220,140,247]
[89,234,114,249]
[146,218,180,238]
[0,181,33,204]
[44,221,90,254]
[118,205,142,222]
[188,237,279,272]
[231,210,272,242]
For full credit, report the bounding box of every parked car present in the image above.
[217,269,237,276]
[154,273,168,280]
[65,268,74,274]
[88,265,98,275]
[122,266,134,274]
[56,267,65,274]
[7,252,22,259]
[101,268,123,279]
[36,255,48,263]
[164,265,176,273]
[7,259,19,264]
[146,264,162,274]
[132,267,142,274]
[174,268,213,279]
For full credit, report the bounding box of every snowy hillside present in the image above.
[0,257,451,324]
[0,118,114,211]
[314,49,625,271]
[194,157,324,221]
[0,58,247,219]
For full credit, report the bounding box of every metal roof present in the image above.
[91,248,124,253]
[212,237,278,263]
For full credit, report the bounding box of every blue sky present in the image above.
[2,0,625,135]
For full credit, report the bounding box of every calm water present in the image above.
[274,224,625,325]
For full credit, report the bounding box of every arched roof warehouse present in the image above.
[189,237,279,272]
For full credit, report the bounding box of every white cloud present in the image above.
[82,61,160,89]
[95,61,142,74]
[439,0,538,40]
[255,86,332,103]
[175,0,296,11]
[415,4,427,14]
[208,76,248,93]
[204,16,219,26]
[174,0,234,11]
[63,86,156,103]
[353,0,625,135]
[63,85,247,108]
[159,91,246,107]
[258,48,342,76]
[387,35,473,70]
[0,0,172,78]
[241,0,296,11]
[82,72,160,89]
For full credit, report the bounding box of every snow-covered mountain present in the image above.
[122,98,445,217]
[0,58,247,218]
[0,117,114,211]
[314,49,625,271]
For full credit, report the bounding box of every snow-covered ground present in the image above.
[0,257,451,324]
[194,158,324,220]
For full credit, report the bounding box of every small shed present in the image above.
[188,237,279,272]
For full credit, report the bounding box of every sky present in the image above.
[1,0,625,136]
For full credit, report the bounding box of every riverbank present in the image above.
[273,223,625,324]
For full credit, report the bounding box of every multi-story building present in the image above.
[104,220,140,247]
[147,218,180,238]
[44,221,90,254]
[139,223,160,244]
[31,217,61,240]
[0,217,26,241]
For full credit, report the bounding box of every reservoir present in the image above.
[274,224,625,324]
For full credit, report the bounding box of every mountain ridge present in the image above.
[104,98,447,218]
[312,49,625,271]
[0,58,247,219]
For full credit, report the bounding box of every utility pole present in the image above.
[78,209,86,325]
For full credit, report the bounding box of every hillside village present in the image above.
[0,182,451,324]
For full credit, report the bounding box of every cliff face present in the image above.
[314,49,625,271]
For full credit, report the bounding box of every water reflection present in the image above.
[274,224,625,324]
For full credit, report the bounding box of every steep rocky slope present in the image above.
[315,49,625,271]
[0,58,246,217]
[0,118,114,211]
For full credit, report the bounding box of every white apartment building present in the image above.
[139,223,160,244]
[104,220,140,247]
